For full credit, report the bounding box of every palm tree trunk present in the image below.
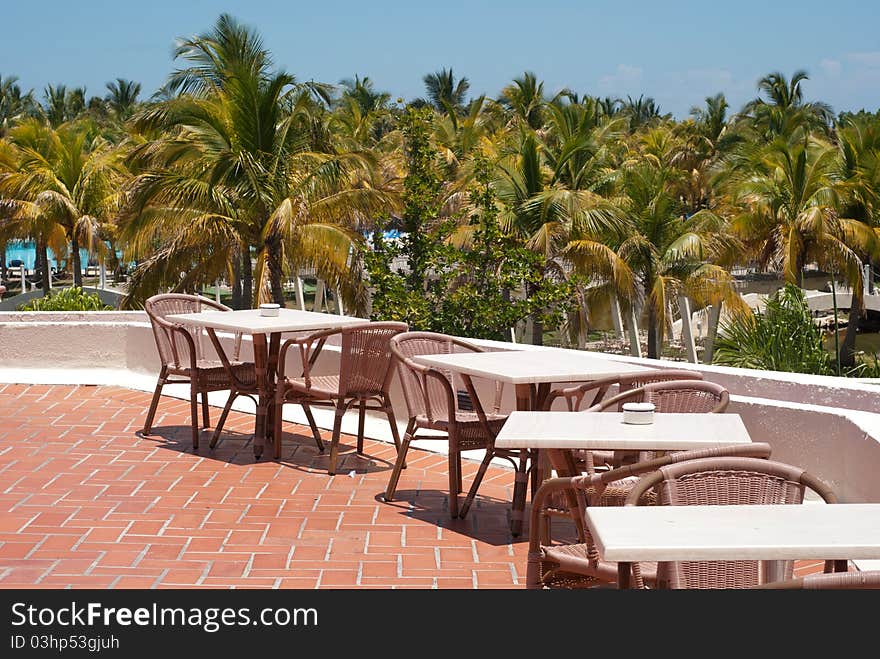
[527,280,543,346]
[241,245,253,308]
[37,239,50,295]
[1,246,6,282]
[647,304,660,359]
[71,236,82,288]
[266,237,286,306]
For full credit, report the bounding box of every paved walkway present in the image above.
[0,384,826,589]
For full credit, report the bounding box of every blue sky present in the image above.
[2,0,879,118]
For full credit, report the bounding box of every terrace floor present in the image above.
[0,383,825,589]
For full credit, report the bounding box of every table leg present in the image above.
[252,333,270,459]
[268,332,282,459]
[618,562,632,589]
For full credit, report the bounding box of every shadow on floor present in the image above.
[137,425,396,474]
[376,488,533,546]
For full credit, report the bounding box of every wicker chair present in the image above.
[383,331,529,524]
[758,570,880,589]
[623,456,840,589]
[544,369,703,413]
[527,442,774,589]
[143,294,256,451]
[274,322,407,475]
[540,379,731,542]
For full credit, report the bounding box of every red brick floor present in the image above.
[0,383,825,589]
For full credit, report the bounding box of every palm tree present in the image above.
[42,84,86,127]
[420,68,470,115]
[834,118,880,366]
[0,76,38,137]
[620,95,666,132]
[105,78,142,121]
[121,14,397,309]
[612,157,744,358]
[741,70,834,138]
[730,135,874,289]
[498,72,546,130]
[493,128,630,344]
[0,118,119,288]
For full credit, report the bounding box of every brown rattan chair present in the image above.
[527,442,774,589]
[383,331,529,524]
[274,322,408,475]
[544,369,703,412]
[757,570,880,589]
[143,294,256,451]
[623,456,840,589]
[543,370,705,472]
[540,379,731,541]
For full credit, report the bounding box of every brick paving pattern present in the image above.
[0,383,824,589]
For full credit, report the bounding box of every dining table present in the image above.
[412,348,653,534]
[166,307,369,459]
[583,503,880,588]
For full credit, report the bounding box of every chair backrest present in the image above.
[591,378,727,413]
[389,331,499,423]
[144,293,233,370]
[625,456,838,589]
[642,379,729,413]
[338,322,408,396]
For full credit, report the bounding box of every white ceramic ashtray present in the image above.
[622,402,655,424]
[259,303,280,317]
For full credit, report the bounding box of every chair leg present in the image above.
[201,391,210,428]
[383,430,413,502]
[209,392,237,449]
[459,449,495,518]
[189,385,200,451]
[302,404,324,452]
[142,369,167,435]
[356,399,366,454]
[384,404,406,469]
[327,402,346,476]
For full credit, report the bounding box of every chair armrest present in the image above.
[152,315,200,371]
[277,327,345,382]
[545,376,621,411]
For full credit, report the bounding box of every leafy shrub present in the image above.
[712,284,833,375]
[18,287,113,311]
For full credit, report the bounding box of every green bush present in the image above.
[712,284,833,375]
[18,287,113,311]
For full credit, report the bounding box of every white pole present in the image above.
[335,288,345,315]
[678,295,698,363]
[294,271,306,310]
[20,264,26,293]
[99,263,106,290]
[215,279,221,303]
[313,279,325,312]
[627,305,642,358]
[610,295,625,339]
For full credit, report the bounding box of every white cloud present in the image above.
[599,64,643,87]
[820,58,841,78]
[846,52,880,68]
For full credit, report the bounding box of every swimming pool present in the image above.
[3,240,104,271]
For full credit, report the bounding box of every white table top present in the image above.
[165,308,370,335]
[585,503,880,561]
[494,411,751,450]
[412,349,650,385]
